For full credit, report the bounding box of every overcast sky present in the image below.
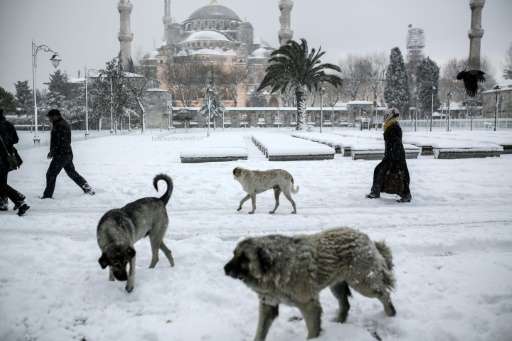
[0,0,511,92]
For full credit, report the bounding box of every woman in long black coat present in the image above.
[367,108,411,202]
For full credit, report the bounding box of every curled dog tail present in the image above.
[375,240,394,270]
[153,174,173,205]
[291,177,300,194]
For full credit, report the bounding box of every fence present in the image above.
[399,118,512,131]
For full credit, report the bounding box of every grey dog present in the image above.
[97,174,175,293]
[233,167,299,214]
[224,228,396,340]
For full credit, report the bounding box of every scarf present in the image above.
[383,117,399,132]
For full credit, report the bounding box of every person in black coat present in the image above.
[41,109,95,199]
[367,108,412,203]
[0,108,30,216]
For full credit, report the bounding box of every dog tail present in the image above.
[375,240,395,290]
[153,174,173,205]
[375,240,394,270]
[291,177,300,194]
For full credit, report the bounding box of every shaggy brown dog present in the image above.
[224,228,396,340]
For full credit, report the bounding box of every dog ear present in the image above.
[257,247,273,273]
[126,246,136,259]
[233,167,240,177]
[98,253,110,269]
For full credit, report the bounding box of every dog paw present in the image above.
[291,211,297,214]
[269,211,275,215]
[236,207,242,212]
[248,211,255,215]
[125,284,134,293]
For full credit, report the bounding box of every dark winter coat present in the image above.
[0,116,19,172]
[371,121,411,196]
[383,122,407,168]
[49,117,73,158]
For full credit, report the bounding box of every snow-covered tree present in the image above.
[504,43,512,80]
[14,81,33,117]
[416,57,440,117]
[384,47,409,116]
[0,86,16,113]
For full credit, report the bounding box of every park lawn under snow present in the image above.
[1,129,512,341]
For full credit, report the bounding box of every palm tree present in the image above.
[258,38,342,130]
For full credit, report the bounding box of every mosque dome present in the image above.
[188,4,241,22]
[184,30,230,42]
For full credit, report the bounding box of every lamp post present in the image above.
[84,66,89,138]
[319,87,324,133]
[32,41,61,143]
[494,85,500,131]
[430,85,436,132]
[447,91,452,132]
[167,99,173,130]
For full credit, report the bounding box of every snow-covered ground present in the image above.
[1,129,512,341]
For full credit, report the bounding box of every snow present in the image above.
[252,132,335,156]
[184,30,230,42]
[1,128,512,341]
[179,133,248,158]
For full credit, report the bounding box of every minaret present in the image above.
[163,0,172,42]
[118,0,134,71]
[468,0,485,70]
[278,0,294,46]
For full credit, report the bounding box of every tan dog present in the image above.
[233,167,299,214]
[224,228,396,340]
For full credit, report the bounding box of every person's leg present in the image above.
[0,171,8,210]
[0,170,27,214]
[62,157,93,194]
[398,164,411,202]
[63,158,87,188]
[368,161,386,198]
[43,158,65,198]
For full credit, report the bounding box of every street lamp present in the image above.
[319,87,325,133]
[494,85,500,131]
[32,41,61,143]
[447,91,452,132]
[430,85,436,132]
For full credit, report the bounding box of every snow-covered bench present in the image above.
[331,133,420,160]
[252,133,335,161]
[433,143,503,159]
[180,147,248,163]
[292,132,344,153]
[180,135,248,163]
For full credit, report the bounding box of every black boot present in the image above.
[397,193,412,203]
[82,183,95,195]
[17,203,30,216]
[366,192,380,199]
[0,198,7,211]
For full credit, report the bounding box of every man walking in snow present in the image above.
[41,109,95,199]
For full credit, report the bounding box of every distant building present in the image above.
[406,24,426,111]
[482,80,512,119]
[141,0,278,109]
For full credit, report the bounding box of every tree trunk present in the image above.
[295,86,307,130]
[136,97,146,133]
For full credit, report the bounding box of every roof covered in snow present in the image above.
[249,47,271,59]
[184,30,230,42]
[187,4,241,22]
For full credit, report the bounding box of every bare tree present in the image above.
[164,61,210,107]
[339,55,374,100]
[217,63,248,107]
[440,57,497,104]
